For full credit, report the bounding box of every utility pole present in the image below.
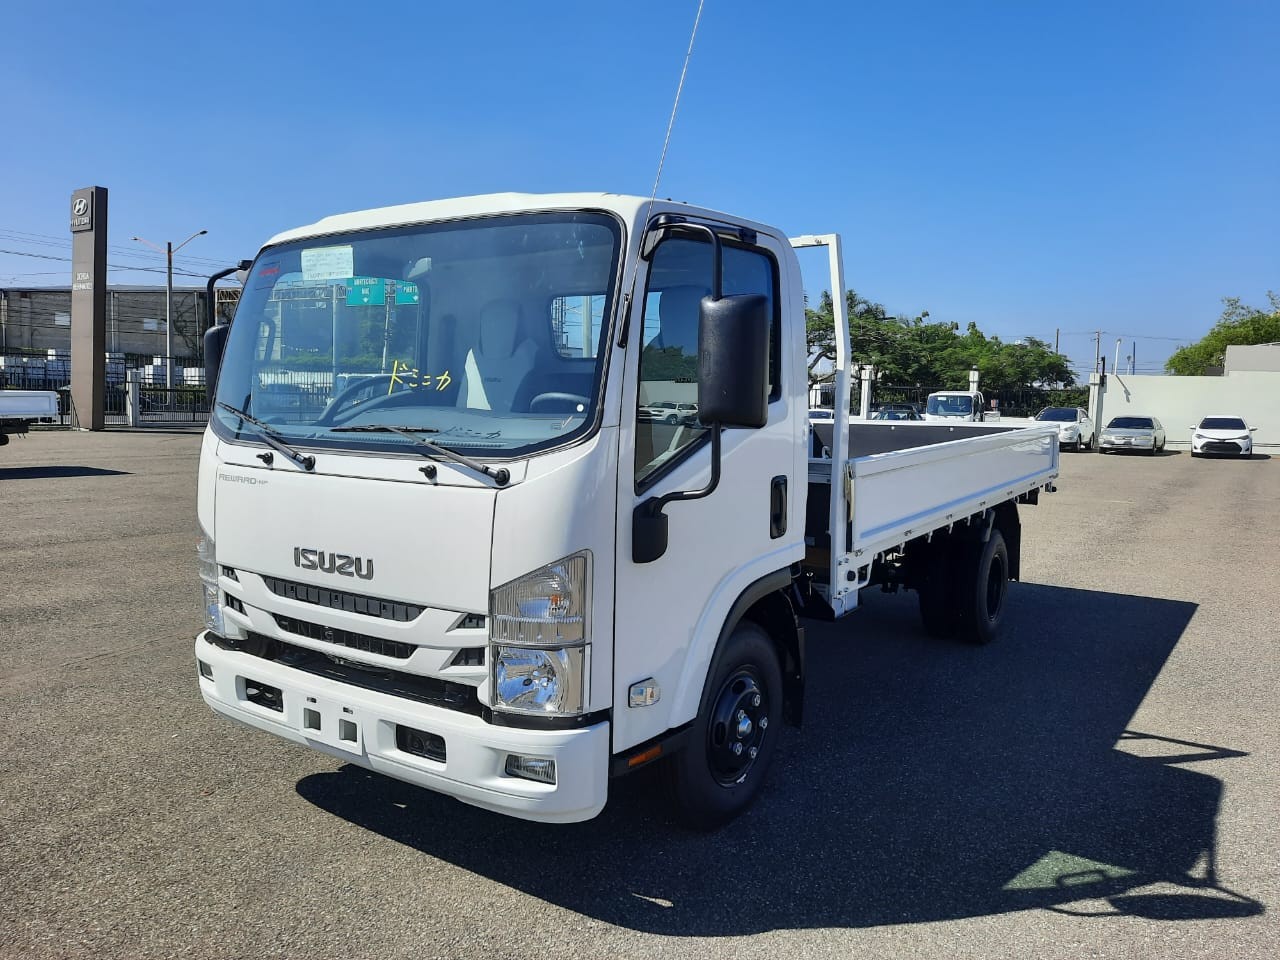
[1130,341,1136,375]
[1054,328,1060,354]
[133,229,207,390]
[1093,330,1102,373]
[1114,338,1122,377]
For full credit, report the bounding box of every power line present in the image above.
[0,248,212,279]
[0,227,240,267]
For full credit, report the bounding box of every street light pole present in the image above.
[133,229,207,390]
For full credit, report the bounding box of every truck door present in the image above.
[612,228,802,753]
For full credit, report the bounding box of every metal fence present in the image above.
[134,385,210,423]
[1,352,208,426]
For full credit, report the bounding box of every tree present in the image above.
[806,289,1074,392]
[1165,293,1280,375]
[806,289,889,387]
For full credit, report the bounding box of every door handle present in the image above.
[770,475,787,539]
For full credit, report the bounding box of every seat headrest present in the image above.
[479,300,521,357]
[658,285,708,353]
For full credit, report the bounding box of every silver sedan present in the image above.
[1099,415,1166,455]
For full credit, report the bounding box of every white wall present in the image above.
[1224,343,1280,374]
[1096,371,1280,448]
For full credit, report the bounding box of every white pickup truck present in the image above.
[193,193,1059,827]
[0,390,58,446]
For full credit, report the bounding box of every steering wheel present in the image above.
[315,375,397,425]
[529,392,590,413]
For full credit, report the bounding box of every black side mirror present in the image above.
[697,294,769,429]
[204,323,230,399]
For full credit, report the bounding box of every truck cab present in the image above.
[195,194,1057,826]
[923,389,987,422]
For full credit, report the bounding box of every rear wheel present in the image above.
[956,529,1009,646]
[667,621,782,829]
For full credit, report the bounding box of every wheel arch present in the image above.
[993,501,1021,582]
[701,569,804,730]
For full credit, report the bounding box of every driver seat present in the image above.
[458,300,537,412]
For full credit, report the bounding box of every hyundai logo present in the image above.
[72,198,88,217]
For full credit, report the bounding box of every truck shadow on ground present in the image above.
[297,583,1264,934]
[0,465,129,479]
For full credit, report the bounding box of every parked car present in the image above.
[871,407,922,421]
[1099,415,1166,455]
[809,407,835,422]
[640,400,699,424]
[1035,406,1095,451]
[1190,415,1256,458]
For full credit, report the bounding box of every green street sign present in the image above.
[395,281,420,305]
[346,277,385,306]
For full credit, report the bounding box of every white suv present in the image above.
[640,401,700,424]
[1034,406,1095,451]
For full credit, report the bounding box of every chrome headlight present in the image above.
[489,552,590,717]
[197,524,223,634]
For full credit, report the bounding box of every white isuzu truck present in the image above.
[0,389,58,446]
[194,193,1059,826]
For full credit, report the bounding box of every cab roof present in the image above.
[262,192,779,250]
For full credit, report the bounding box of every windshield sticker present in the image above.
[300,245,354,281]
[388,360,452,394]
[254,260,281,289]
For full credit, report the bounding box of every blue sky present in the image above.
[1,0,1276,377]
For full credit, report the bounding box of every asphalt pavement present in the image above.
[1,430,1276,959]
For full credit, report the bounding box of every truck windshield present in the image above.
[926,395,973,416]
[212,212,622,458]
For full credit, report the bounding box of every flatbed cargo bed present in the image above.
[805,419,1059,615]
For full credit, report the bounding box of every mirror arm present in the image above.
[652,425,722,509]
[204,259,253,333]
[632,427,722,563]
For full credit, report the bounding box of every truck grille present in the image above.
[261,575,424,622]
[272,613,415,660]
[214,633,483,717]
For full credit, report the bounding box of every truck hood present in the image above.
[214,464,494,613]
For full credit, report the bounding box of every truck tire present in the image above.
[666,620,782,829]
[957,528,1008,646]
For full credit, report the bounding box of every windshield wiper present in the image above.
[330,424,510,486]
[217,401,316,471]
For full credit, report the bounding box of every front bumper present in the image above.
[1100,435,1154,450]
[1193,439,1250,456]
[195,632,609,823]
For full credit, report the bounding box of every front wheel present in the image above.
[666,621,782,829]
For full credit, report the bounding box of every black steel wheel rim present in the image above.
[707,667,769,786]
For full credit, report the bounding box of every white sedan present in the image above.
[1099,415,1166,454]
[1190,415,1257,458]
[1034,406,1095,451]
